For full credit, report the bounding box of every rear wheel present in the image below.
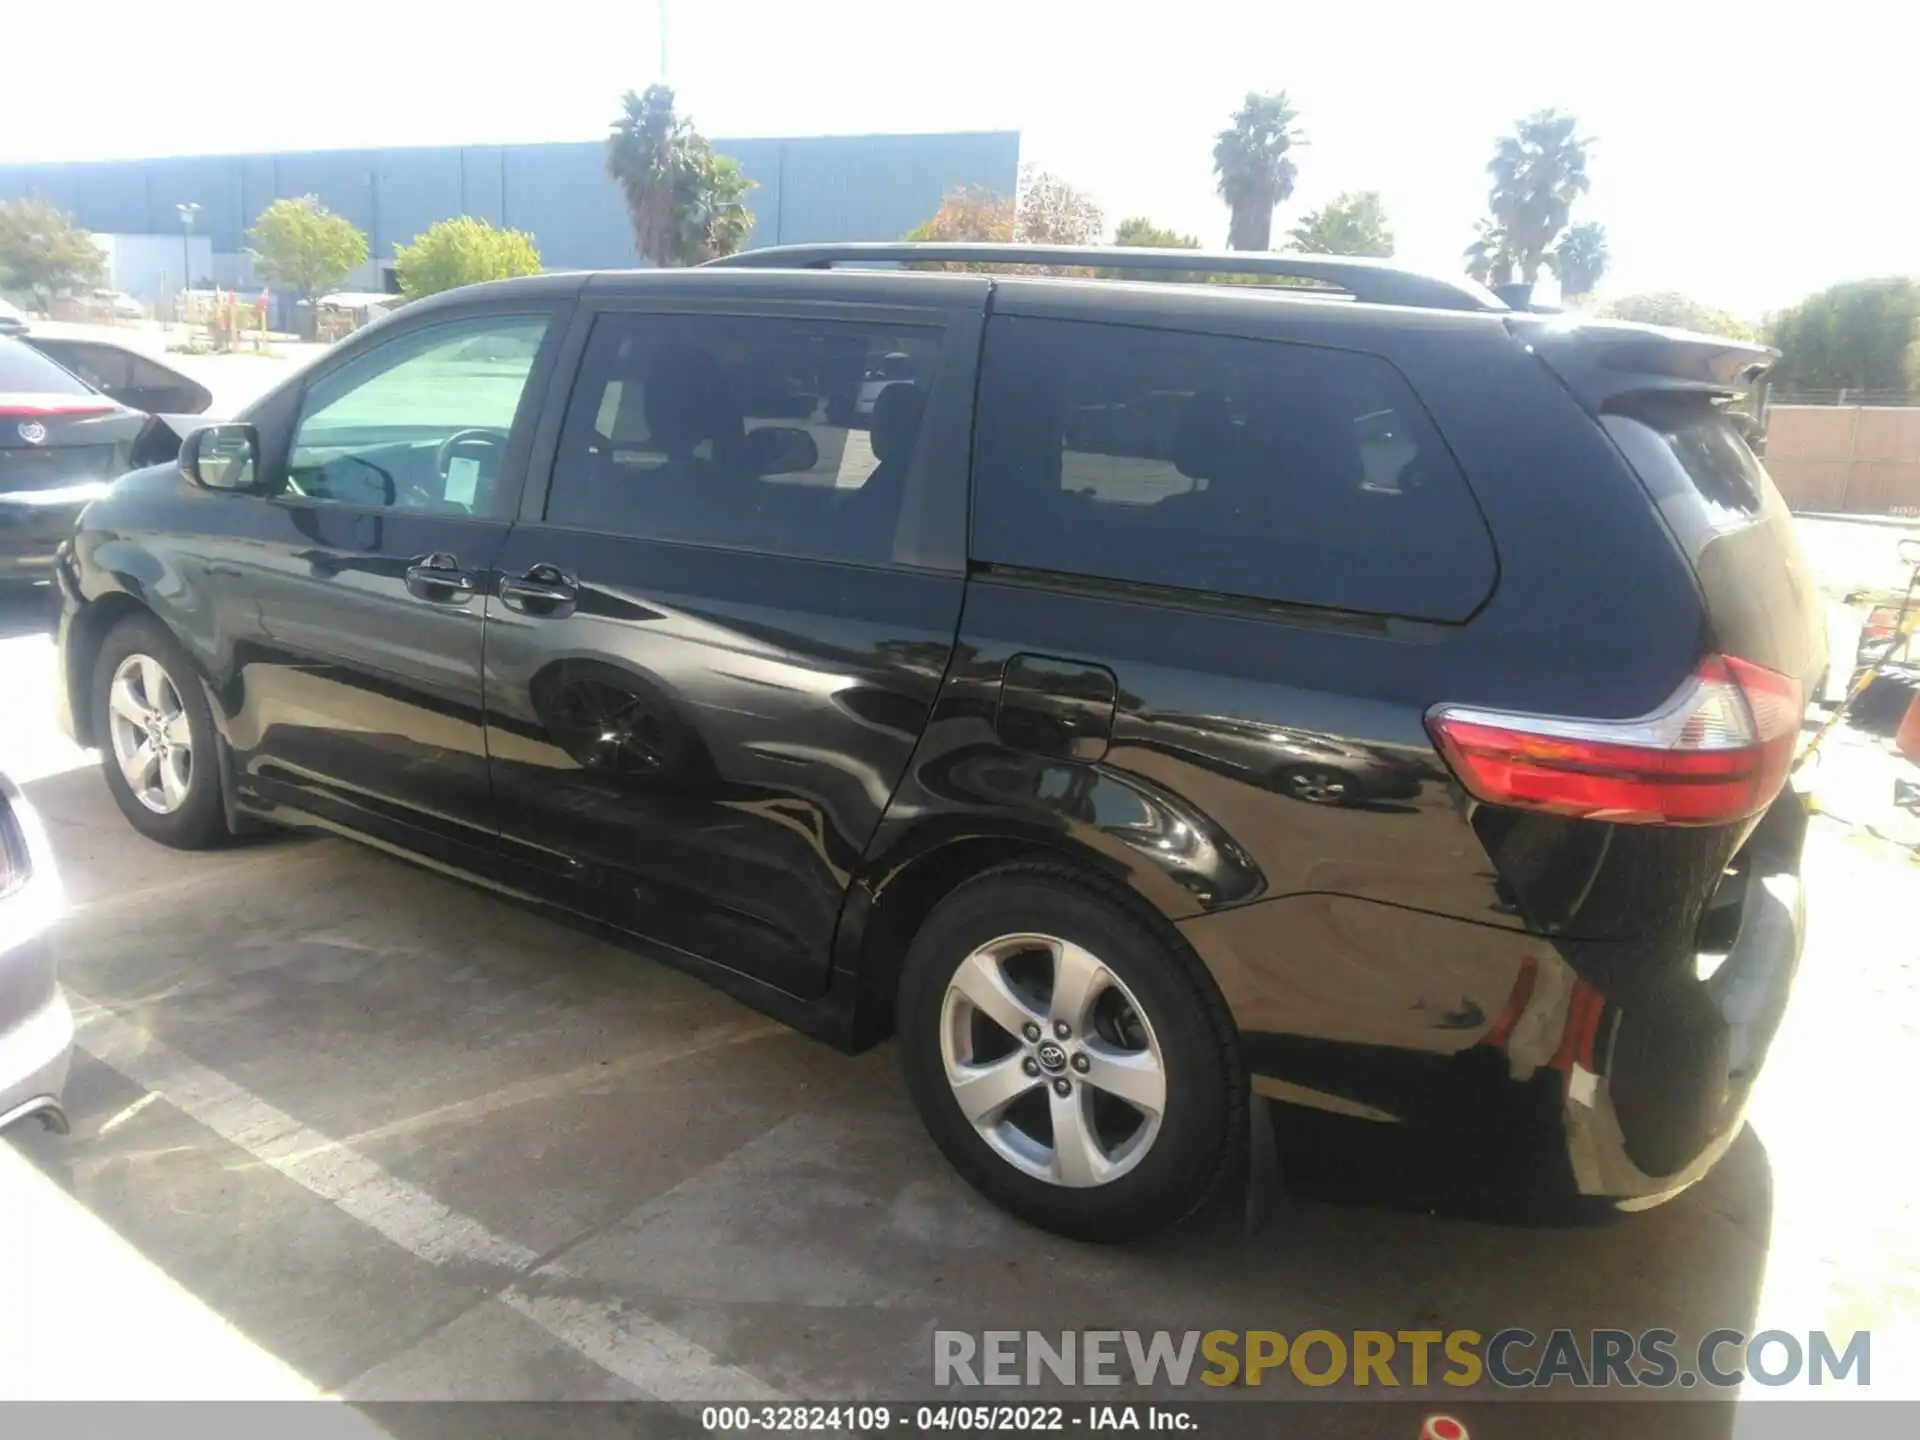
[1276,764,1355,805]
[91,613,229,849]
[897,863,1242,1241]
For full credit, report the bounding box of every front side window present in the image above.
[970,316,1497,620]
[285,314,551,517]
[544,312,941,566]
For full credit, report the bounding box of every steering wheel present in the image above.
[421,427,510,513]
[436,427,510,475]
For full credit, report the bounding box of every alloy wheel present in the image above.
[938,932,1166,1188]
[1287,768,1350,804]
[106,653,194,814]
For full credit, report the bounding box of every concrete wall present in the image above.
[1765,405,1920,517]
[0,132,1020,295]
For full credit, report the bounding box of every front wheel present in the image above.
[91,613,230,848]
[897,863,1243,1241]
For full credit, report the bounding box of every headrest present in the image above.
[869,381,926,464]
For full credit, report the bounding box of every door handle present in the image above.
[498,563,579,616]
[405,551,477,603]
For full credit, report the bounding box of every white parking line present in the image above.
[71,994,788,1402]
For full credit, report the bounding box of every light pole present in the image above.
[175,202,200,320]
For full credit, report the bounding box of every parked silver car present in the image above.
[0,771,70,1134]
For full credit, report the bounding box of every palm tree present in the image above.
[605,84,754,267]
[1463,218,1515,286]
[1485,109,1592,284]
[1213,92,1303,251]
[1548,221,1609,302]
[606,85,689,267]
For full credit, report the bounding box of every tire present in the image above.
[896,862,1243,1242]
[90,612,230,849]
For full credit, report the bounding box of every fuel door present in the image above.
[995,653,1118,762]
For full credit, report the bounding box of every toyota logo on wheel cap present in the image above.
[16,420,48,445]
[1035,1041,1068,1073]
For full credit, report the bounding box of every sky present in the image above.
[4,0,1915,319]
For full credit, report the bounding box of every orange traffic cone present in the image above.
[1897,691,1920,762]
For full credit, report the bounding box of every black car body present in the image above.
[52,246,1825,1238]
[0,334,211,585]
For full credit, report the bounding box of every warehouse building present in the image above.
[0,131,1020,302]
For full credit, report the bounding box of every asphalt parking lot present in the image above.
[3,531,1918,1432]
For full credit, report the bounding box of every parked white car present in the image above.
[0,771,70,1136]
[88,289,146,322]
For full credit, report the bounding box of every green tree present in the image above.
[1213,91,1303,251]
[1286,190,1393,257]
[393,217,542,298]
[1547,220,1609,301]
[1485,109,1592,284]
[605,84,755,267]
[0,197,106,306]
[1600,292,1757,340]
[1113,217,1200,249]
[247,196,368,324]
[1768,278,1920,395]
[1106,216,1201,282]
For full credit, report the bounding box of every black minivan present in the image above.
[53,245,1824,1240]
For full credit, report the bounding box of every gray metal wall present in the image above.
[0,132,1020,289]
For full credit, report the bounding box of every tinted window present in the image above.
[545,312,940,566]
[0,338,93,395]
[1608,399,1777,524]
[286,314,551,516]
[34,342,165,392]
[971,316,1496,619]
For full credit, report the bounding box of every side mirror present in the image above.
[180,423,261,492]
[743,424,820,477]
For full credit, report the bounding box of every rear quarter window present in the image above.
[969,316,1496,620]
[1601,400,1786,560]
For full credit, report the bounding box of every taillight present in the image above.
[0,399,117,418]
[1426,655,1801,826]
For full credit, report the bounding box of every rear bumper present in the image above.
[0,495,89,582]
[0,992,74,1136]
[1183,794,1809,1208]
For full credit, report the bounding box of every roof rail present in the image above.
[702,242,1508,313]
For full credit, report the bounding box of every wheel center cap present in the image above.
[1035,1041,1067,1073]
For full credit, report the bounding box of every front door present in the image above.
[480,299,979,995]
[226,307,563,866]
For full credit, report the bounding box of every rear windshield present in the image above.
[0,339,94,396]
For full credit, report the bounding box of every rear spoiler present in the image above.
[1510,316,1777,410]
